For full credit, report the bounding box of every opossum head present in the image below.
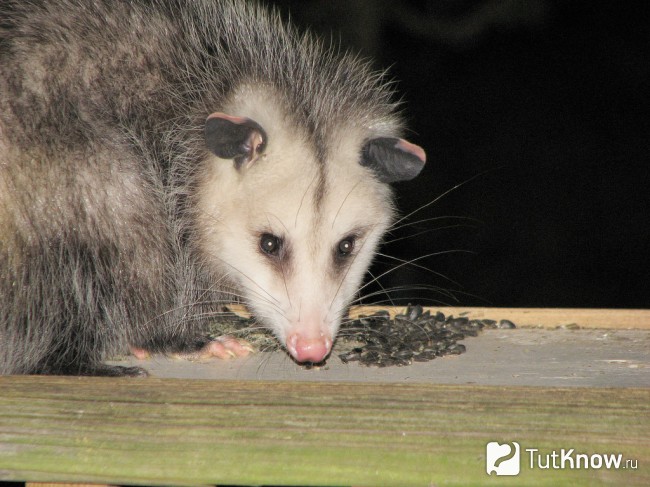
[197,94,425,363]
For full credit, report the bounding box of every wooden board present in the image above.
[1,376,648,486]
[408,307,649,329]
[228,305,650,329]
[352,307,650,329]
[26,484,114,487]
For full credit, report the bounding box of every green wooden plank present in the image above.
[0,376,648,486]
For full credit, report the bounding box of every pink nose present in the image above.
[287,333,332,363]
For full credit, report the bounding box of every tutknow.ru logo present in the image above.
[486,442,520,475]
[486,441,638,476]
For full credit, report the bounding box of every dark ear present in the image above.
[360,137,426,183]
[205,112,267,169]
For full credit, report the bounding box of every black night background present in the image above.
[271,0,649,309]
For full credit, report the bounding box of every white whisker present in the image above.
[374,252,466,288]
[390,169,499,229]
[383,222,478,245]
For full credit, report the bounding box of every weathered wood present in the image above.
[354,307,650,329]
[228,304,650,329]
[26,484,114,487]
[1,376,648,486]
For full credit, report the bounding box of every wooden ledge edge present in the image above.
[226,304,650,330]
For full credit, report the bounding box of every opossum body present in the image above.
[0,0,425,375]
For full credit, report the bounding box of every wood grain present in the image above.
[227,304,650,329]
[349,306,650,329]
[1,376,648,486]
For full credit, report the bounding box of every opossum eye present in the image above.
[260,233,282,256]
[337,237,355,258]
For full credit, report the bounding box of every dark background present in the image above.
[270,0,649,309]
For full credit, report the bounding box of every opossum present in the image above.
[0,0,425,375]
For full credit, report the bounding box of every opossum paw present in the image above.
[132,337,254,361]
[168,336,254,361]
[130,346,151,360]
[198,336,255,360]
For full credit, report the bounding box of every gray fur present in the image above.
[0,0,404,375]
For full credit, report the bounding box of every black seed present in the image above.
[498,319,517,329]
[334,307,515,367]
[447,343,466,355]
[394,350,414,360]
[407,304,423,321]
[339,350,361,363]
[449,317,469,327]
[372,310,391,319]
[416,351,439,361]
[394,317,410,327]
[361,350,380,361]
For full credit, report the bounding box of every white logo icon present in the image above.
[486,441,520,476]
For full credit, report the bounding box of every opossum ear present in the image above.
[205,112,267,169]
[361,137,426,183]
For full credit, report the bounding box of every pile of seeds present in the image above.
[213,305,516,367]
[336,305,516,367]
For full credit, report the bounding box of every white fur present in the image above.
[197,87,393,352]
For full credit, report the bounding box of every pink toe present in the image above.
[130,347,151,360]
[203,337,253,359]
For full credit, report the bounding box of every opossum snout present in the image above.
[286,332,333,363]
